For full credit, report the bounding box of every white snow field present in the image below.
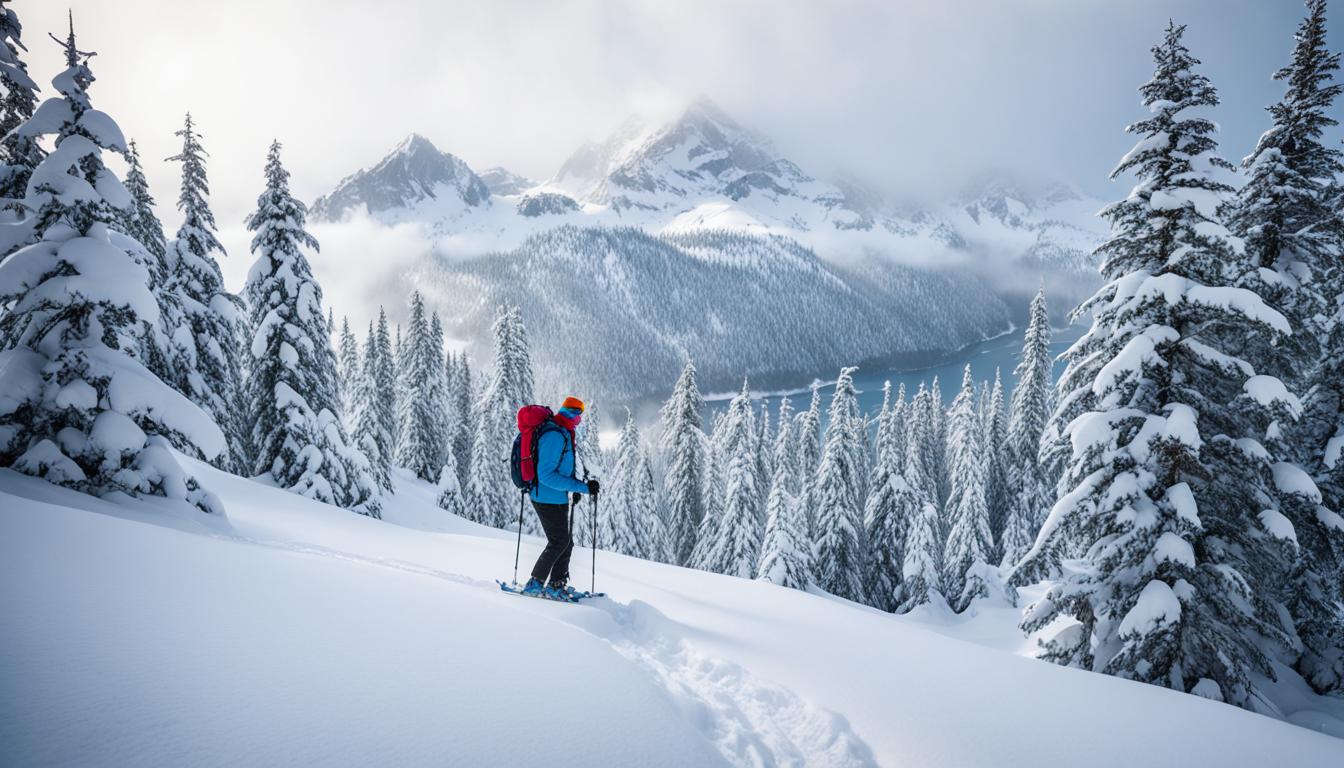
[3,462,1342,768]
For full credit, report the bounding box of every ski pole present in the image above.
[591,489,598,594]
[513,490,525,585]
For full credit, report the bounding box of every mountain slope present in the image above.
[4,464,1341,767]
[415,226,1013,402]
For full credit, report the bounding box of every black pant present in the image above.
[530,501,573,585]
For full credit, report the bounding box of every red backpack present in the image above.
[510,405,570,490]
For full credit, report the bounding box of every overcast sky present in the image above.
[15,0,1344,309]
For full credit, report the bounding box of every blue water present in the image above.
[704,322,1087,423]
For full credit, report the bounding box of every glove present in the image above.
[571,492,584,505]
[587,479,601,496]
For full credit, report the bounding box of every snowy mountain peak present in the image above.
[311,133,491,223]
[478,166,535,197]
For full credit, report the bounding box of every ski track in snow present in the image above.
[231,534,877,768]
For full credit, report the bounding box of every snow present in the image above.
[2,462,1342,767]
[1257,509,1298,547]
[1271,462,1323,504]
[1324,431,1343,471]
[1118,579,1182,638]
[1152,531,1196,568]
[1242,375,1301,418]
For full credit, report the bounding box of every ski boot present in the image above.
[520,577,546,597]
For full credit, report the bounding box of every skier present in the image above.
[521,397,600,598]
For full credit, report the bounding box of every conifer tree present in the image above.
[864,385,910,611]
[351,319,394,491]
[0,0,41,224]
[979,370,1008,559]
[122,140,166,266]
[1001,286,1055,568]
[1236,0,1344,695]
[755,398,773,503]
[812,367,868,602]
[771,397,797,492]
[941,366,993,612]
[450,350,475,487]
[909,383,942,505]
[436,443,464,518]
[758,398,811,588]
[660,361,709,565]
[166,113,250,474]
[465,306,534,529]
[894,414,942,613]
[701,381,764,577]
[427,311,452,470]
[929,375,948,503]
[794,383,823,534]
[1019,25,1301,707]
[605,410,665,560]
[0,17,223,513]
[337,316,359,427]
[1231,0,1342,367]
[244,140,379,517]
[395,293,440,481]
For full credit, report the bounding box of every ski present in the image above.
[496,580,606,603]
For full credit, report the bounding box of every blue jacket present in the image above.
[530,427,588,504]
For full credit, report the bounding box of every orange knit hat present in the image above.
[560,396,586,413]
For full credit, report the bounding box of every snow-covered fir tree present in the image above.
[659,361,709,565]
[244,140,379,517]
[929,375,948,503]
[908,383,942,505]
[121,140,166,266]
[0,0,41,225]
[895,414,942,613]
[771,397,797,493]
[435,443,464,518]
[605,410,666,561]
[427,311,451,470]
[941,366,993,612]
[395,293,442,481]
[1020,24,1305,707]
[691,409,731,570]
[351,318,394,492]
[758,397,811,588]
[755,398,773,501]
[1236,0,1344,695]
[794,383,822,535]
[165,113,250,474]
[449,350,475,488]
[981,369,1007,554]
[1001,286,1055,569]
[864,383,910,612]
[337,316,359,427]
[812,367,868,602]
[118,137,183,390]
[465,306,534,529]
[700,381,764,577]
[0,18,223,513]
[1231,0,1342,370]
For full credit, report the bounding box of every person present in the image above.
[523,396,600,598]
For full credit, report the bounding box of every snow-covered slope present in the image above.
[4,465,1341,767]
